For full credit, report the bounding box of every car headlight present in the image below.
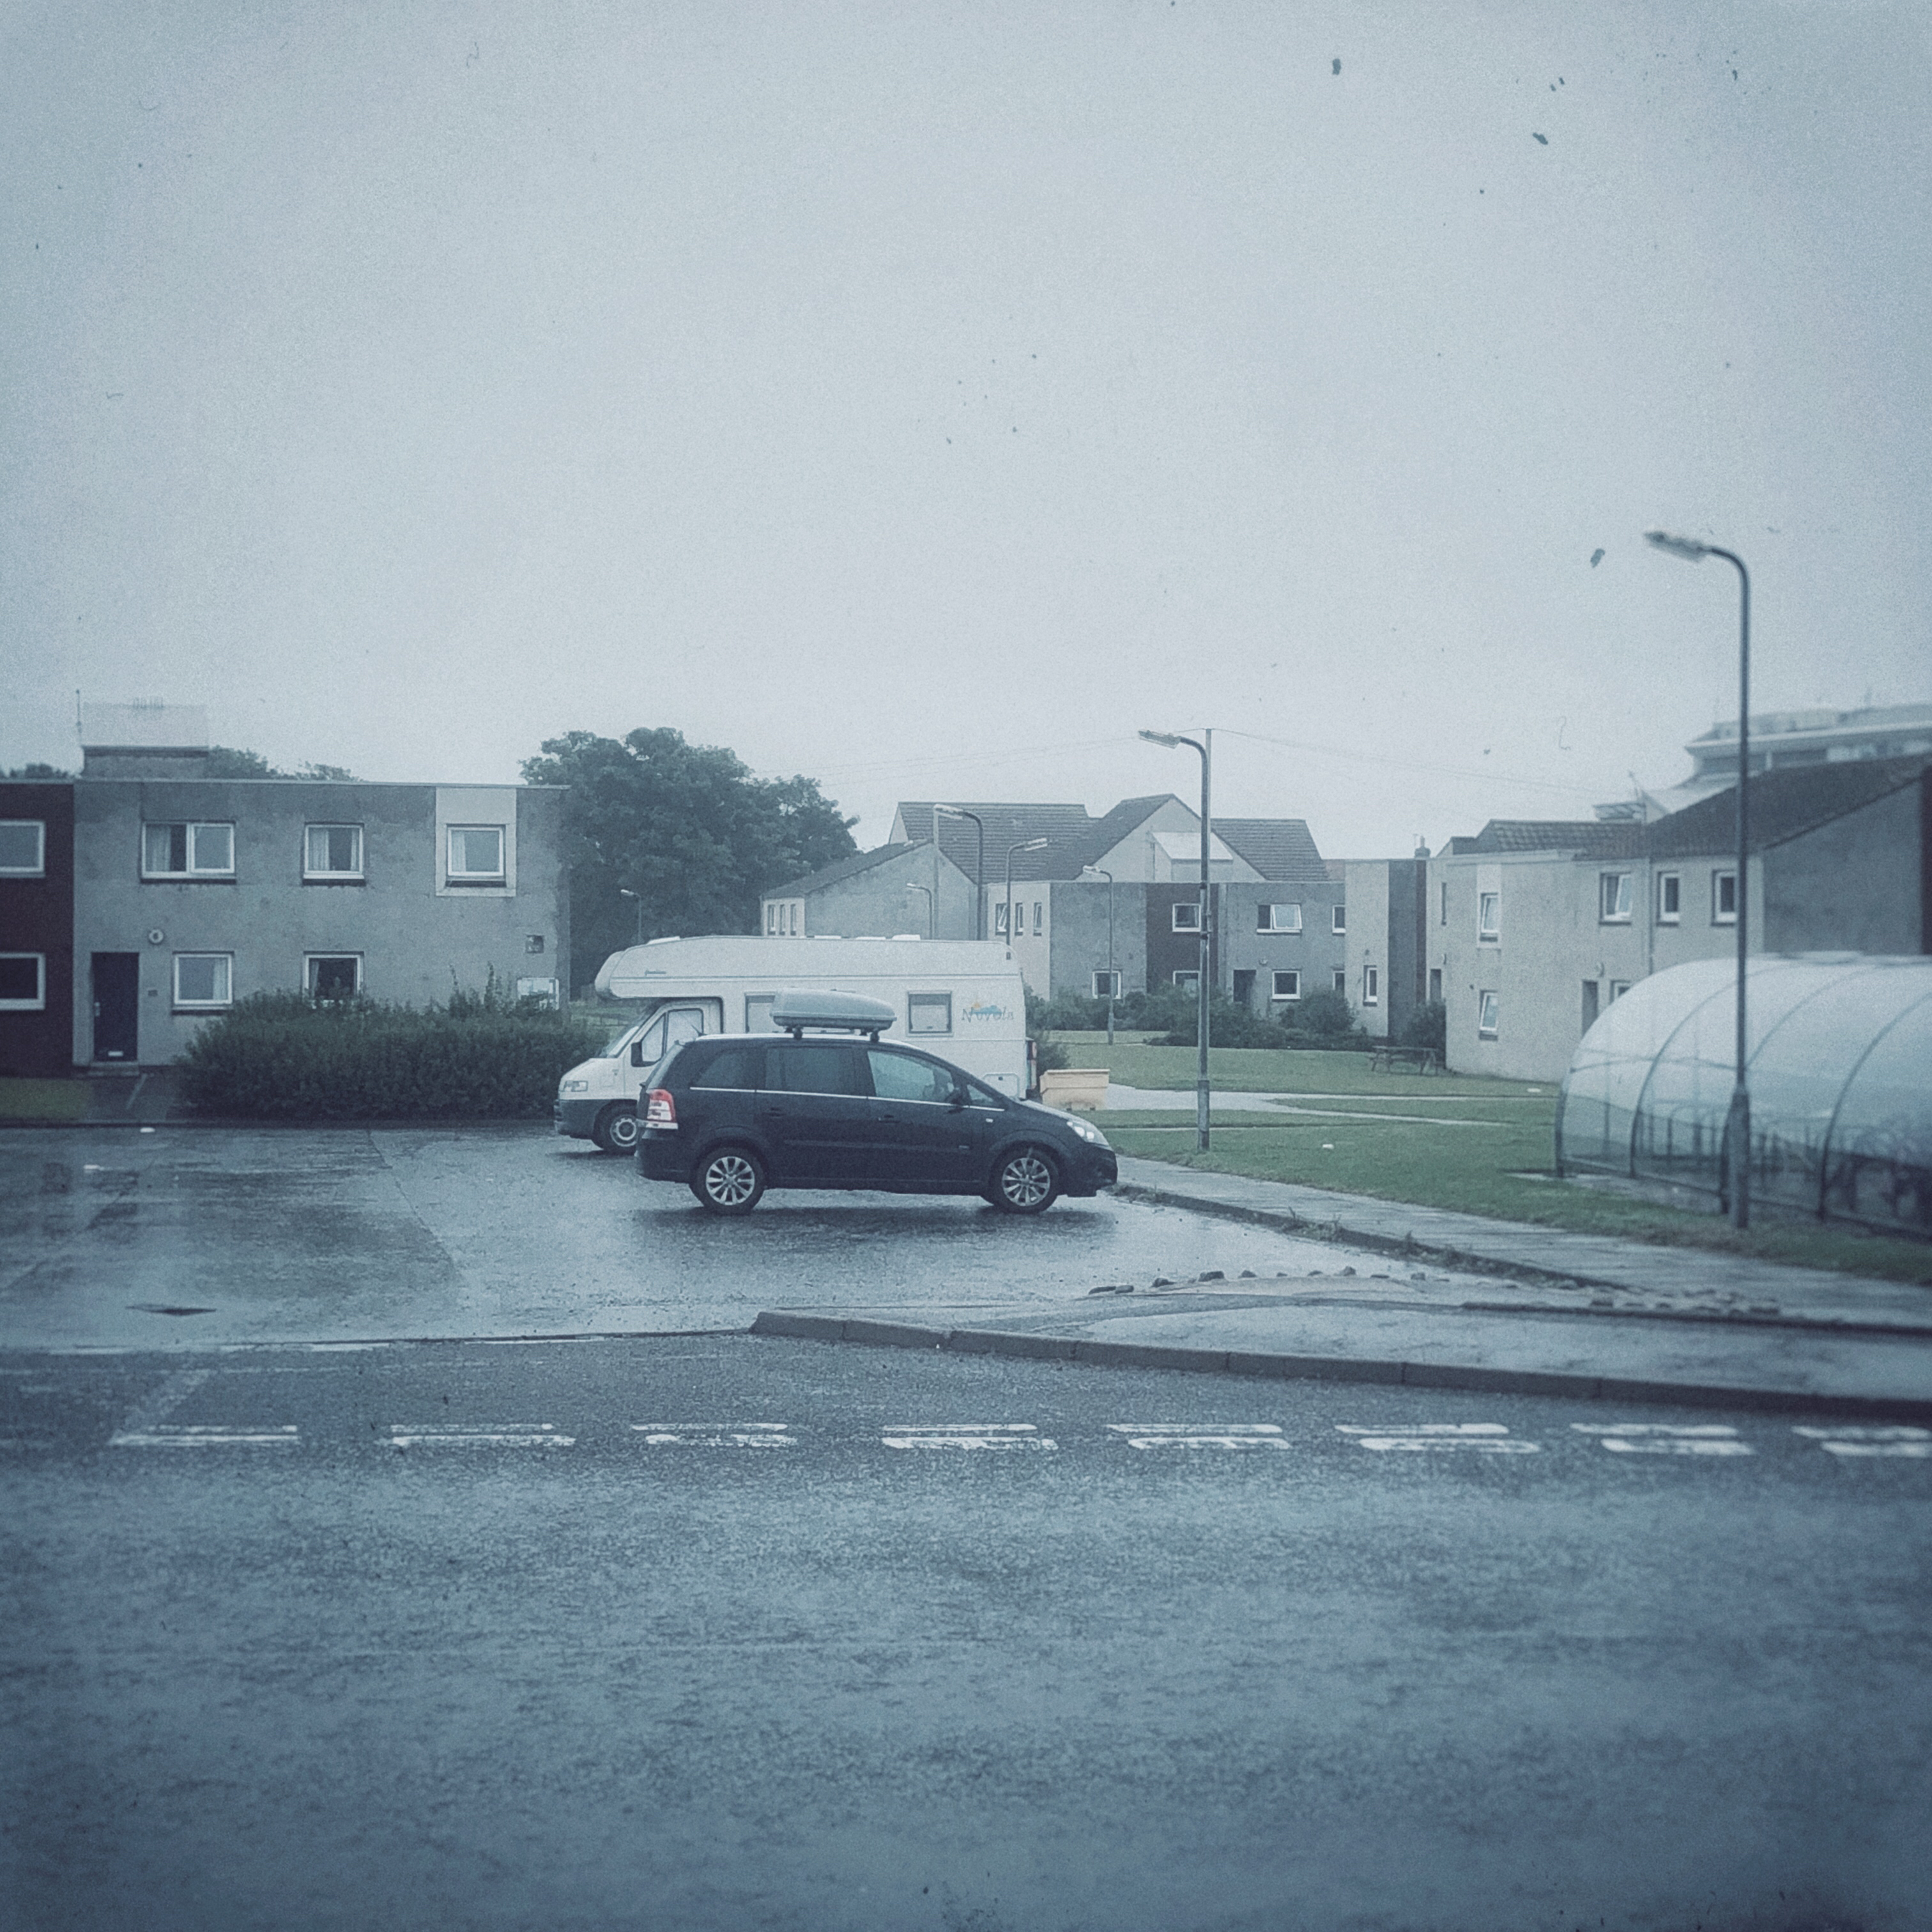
[1067,1116,1108,1146]
[562,1079,590,1093]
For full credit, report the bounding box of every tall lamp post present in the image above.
[1004,838,1047,961]
[1082,865,1116,1045]
[1139,728,1213,1152]
[618,887,644,946]
[1645,529,1752,1229]
[936,806,986,939]
[903,882,933,937]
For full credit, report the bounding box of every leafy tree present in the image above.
[206,747,357,780]
[520,728,857,976]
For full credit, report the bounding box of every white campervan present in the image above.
[553,934,1029,1152]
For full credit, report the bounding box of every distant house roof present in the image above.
[1216,818,1328,882]
[765,841,928,901]
[79,702,208,751]
[1468,820,1646,857]
[1645,753,1932,859]
[896,802,1102,878]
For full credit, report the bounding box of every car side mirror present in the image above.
[630,1042,647,1068]
[949,1084,969,1110]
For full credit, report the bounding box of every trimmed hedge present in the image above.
[177,990,607,1121]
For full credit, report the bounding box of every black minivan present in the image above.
[635,1027,1117,1215]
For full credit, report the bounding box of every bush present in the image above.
[1294,989,1357,1038]
[177,984,606,1121]
[1402,999,1447,1052]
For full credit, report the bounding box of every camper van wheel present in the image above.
[992,1147,1059,1215]
[592,1104,640,1154]
[692,1146,765,1215]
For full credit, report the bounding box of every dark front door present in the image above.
[92,953,140,1062]
[1232,970,1255,1013]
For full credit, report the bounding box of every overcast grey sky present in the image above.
[4,3,1928,855]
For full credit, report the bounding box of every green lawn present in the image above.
[0,1078,89,1122]
[1046,1036,1932,1285]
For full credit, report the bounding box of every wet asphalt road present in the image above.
[0,1126,1473,1349]
[5,1334,1929,1932]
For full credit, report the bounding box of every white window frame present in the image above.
[304,953,364,999]
[907,992,952,1036]
[1334,969,1349,995]
[303,824,364,881]
[1428,968,1442,1003]
[1477,989,1499,1039]
[515,976,560,1008]
[1172,969,1200,992]
[993,902,1010,937]
[1032,901,1043,936]
[1476,891,1500,942]
[1598,871,1633,923]
[1171,901,1202,933]
[0,820,47,877]
[1091,970,1121,999]
[1362,964,1379,1006]
[1609,979,1631,1003]
[172,952,234,1010]
[1657,873,1680,924]
[0,951,47,1011]
[1331,905,1346,935]
[447,824,506,884]
[1271,970,1300,1002]
[1712,870,1738,925]
[143,821,235,880]
[1257,903,1302,933]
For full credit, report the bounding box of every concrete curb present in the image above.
[749,1310,1932,1422]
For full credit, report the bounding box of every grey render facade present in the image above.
[759,841,976,940]
[72,767,568,1067]
[1429,756,1932,1081]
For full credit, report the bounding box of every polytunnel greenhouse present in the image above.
[1556,954,1932,1238]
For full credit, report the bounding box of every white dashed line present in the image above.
[631,1423,796,1447]
[1571,1424,1754,1456]
[1337,1423,1539,1453]
[388,1424,574,1448]
[110,1425,298,1448]
[1107,1424,1287,1450]
[882,1423,1056,1450]
[1793,1425,1931,1459]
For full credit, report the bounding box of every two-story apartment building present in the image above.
[0,780,75,1078]
[1430,755,1932,1080]
[61,705,569,1068]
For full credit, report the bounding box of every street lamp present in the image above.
[618,887,644,946]
[1140,727,1213,1151]
[1082,865,1116,1045]
[1004,838,1047,967]
[1645,528,1752,1229]
[936,806,986,940]
[903,881,933,937]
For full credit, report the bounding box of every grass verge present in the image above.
[0,1078,90,1122]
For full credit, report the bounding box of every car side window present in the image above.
[762,1043,867,1096]
[867,1050,955,1105]
[959,1074,1006,1108]
[690,1045,763,1090]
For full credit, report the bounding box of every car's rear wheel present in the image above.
[991,1146,1059,1214]
[691,1146,765,1215]
[592,1103,640,1154]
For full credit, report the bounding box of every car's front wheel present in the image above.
[991,1146,1059,1215]
[691,1146,766,1215]
[592,1103,640,1154]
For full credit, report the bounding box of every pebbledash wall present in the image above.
[70,779,569,1067]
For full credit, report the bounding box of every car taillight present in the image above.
[645,1088,677,1127]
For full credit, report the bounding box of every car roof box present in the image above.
[770,989,898,1036]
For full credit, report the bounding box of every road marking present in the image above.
[1793,1425,1932,1459]
[1107,1423,1287,1450]
[110,1367,211,1439]
[1572,1424,1754,1456]
[1336,1423,1539,1453]
[882,1423,1056,1450]
[110,1425,298,1448]
[388,1423,574,1448]
[631,1423,796,1447]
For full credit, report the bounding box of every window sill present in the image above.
[172,1007,231,1016]
[142,875,236,885]
[445,877,508,889]
[1598,917,1633,927]
[303,875,366,886]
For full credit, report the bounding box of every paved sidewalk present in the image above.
[756,1158,1932,1419]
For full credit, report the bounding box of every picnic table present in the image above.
[1368,1044,1443,1075]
